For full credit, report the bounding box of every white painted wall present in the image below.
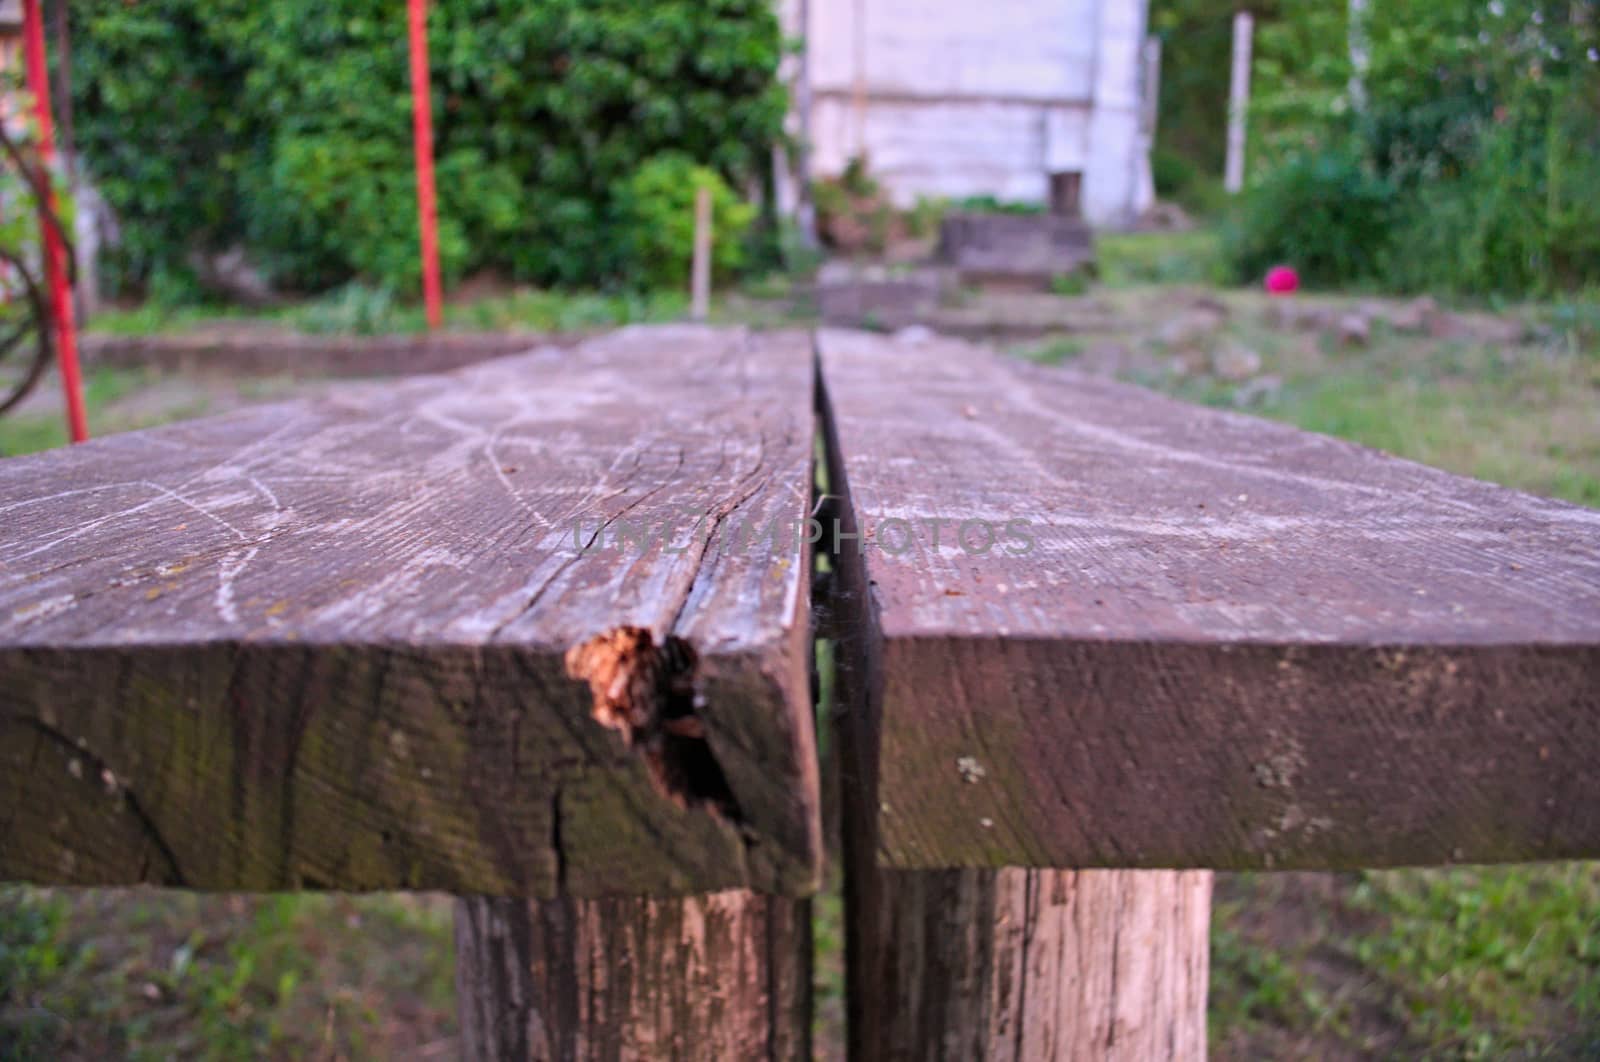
[795,0,1153,228]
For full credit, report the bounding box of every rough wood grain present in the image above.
[817,327,1600,871]
[0,326,821,897]
[864,868,1209,1061]
[454,891,811,1061]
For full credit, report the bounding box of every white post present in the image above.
[72,180,102,319]
[1348,0,1369,113]
[1225,10,1254,194]
[1136,35,1163,214]
[690,184,712,322]
[851,0,867,159]
[1142,36,1164,140]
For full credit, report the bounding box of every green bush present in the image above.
[613,155,754,290]
[1151,148,1226,216]
[1223,148,1396,288]
[813,156,902,256]
[67,1,250,296]
[69,0,786,295]
[950,195,1045,216]
[1223,0,1600,297]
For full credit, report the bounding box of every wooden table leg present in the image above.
[859,868,1211,1061]
[454,893,812,1061]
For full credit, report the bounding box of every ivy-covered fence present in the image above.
[69,0,786,298]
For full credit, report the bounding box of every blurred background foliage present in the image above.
[1154,0,1600,297]
[67,0,781,300]
[61,0,1600,303]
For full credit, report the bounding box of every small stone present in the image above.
[1211,342,1262,381]
[1336,312,1371,347]
[1166,347,1209,377]
[1233,374,1283,408]
[1080,341,1129,375]
[1387,296,1437,333]
[1267,302,1332,332]
[1428,309,1526,345]
[1157,308,1226,348]
[956,756,986,784]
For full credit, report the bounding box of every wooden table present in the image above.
[3,325,1597,1060]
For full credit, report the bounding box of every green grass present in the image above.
[1351,866,1600,1057]
[0,889,454,1060]
[90,285,691,338]
[1210,922,1341,1040]
[1130,320,1600,508]
[1211,866,1600,1059]
[0,367,154,457]
[88,303,251,337]
[1016,335,1086,366]
[1097,229,1227,288]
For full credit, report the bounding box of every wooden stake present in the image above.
[690,184,712,322]
[1224,10,1254,194]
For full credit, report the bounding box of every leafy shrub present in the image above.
[1224,0,1600,296]
[612,155,754,290]
[813,157,903,256]
[1151,148,1226,216]
[1385,118,1600,297]
[950,195,1045,216]
[1099,230,1226,288]
[293,283,401,336]
[903,197,949,240]
[1223,148,1396,288]
[69,0,785,295]
[812,161,960,255]
[66,1,250,296]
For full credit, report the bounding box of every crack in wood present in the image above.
[17,716,188,886]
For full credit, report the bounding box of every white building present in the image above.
[782,0,1157,229]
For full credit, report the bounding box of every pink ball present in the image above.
[1265,265,1300,295]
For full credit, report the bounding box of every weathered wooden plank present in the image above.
[0,325,821,897]
[816,355,1211,1061]
[817,327,1600,871]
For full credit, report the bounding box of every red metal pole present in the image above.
[21,0,87,442]
[407,0,443,330]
